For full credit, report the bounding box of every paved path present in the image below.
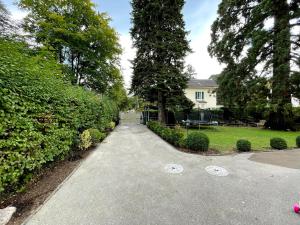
[250,150,300,169]
[24,113,300,225]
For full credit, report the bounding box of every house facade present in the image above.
[185,78,220,109]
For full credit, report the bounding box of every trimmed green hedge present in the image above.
[296,136,300,148]
[147,121,184,147]
[185,132,209,152]
[0,39,119,193]
[270,137,287,150]
[147,121,210,152]
[236,139,251,152]
[88,129,106,145]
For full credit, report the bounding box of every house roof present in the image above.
[187,79,218,89]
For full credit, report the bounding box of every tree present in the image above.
[186,64,197,78]
[208,0,300,130]
[19,0,122,94]
[130,0,191,123]
[107,79,129,111]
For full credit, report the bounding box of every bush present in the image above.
[107,121,116,131]
[147,121,184,147]
[169,128,185,147]
[296,136,300,148]
[0,39,119,193]
[88,128,106,145]
[270,137,288,150]
[236,139,251,152]
[80,130,92,150]
[185,132,209,152]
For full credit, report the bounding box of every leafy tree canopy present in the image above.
[19,0,122,94]
[209,0,300,130]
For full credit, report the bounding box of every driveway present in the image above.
[24,112,300,225]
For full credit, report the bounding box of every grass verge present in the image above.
[185,126,300,153]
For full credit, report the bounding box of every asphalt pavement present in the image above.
[24,112,300,225]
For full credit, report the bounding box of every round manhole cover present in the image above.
[164,164,184,174]
[205,166,228,177]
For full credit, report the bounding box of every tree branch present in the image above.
[291,41,300,48]
[290,23,300,27]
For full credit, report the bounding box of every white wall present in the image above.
[185,88,220,109]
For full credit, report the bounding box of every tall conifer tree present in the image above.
[209,0,300,130]
[130,0,191,123]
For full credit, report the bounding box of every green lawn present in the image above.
[186,126,300,153]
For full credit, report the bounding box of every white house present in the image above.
[185,78,221,109]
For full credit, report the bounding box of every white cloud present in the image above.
[118,23,224,91]
[6,2,223,88]
[119,34,136,90]
[10,9,27,21]
[6,3,28,22]
[186,26,224,79]
[118,2,224,88]
[185,3,224,79]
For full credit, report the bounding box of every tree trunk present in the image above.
[268,0,292,130]
[158,91,167,124]
[58,47,64,64]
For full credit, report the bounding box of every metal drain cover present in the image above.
[165,164,184,174]
[205,166,228,177]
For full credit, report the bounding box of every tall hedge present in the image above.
[0,39,119,193]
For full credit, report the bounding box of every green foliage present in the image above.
[236,139,251,152]
[147,121,184,147]
[147,121,161,133]
[107,80,129,111]
[19,0,122,94]
[198,126,298,152]
[126,96,139,111]
[291,72,300,100]
[130,0,191,123]
[185,132,210,152]
[296,136,300,148]
[87,129,106,145]
[0,38,119,193]
[79,130,92,150]
[107,121,116,131]
[270,138,288,150]
[208,0,300,130]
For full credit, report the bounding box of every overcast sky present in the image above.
[4,0,223,88]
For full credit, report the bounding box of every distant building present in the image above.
[185,78,221,109]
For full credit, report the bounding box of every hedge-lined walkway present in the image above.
[24,112,300,225]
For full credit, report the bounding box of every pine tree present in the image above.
[209,0,300,130]
[130,0,191,123]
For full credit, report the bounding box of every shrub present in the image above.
[236,139,251,152]
[147,121,184,147]
[107,121,116,131]
[80,130,92,150]
[270,137,288,150]
[169,128,185,147]
[147,121,160,132]
[88,128,106,145]
[185,132,209,152]
[296,136,300,148]
[0,39,119,193]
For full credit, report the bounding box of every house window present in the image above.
[195,91,204,100]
